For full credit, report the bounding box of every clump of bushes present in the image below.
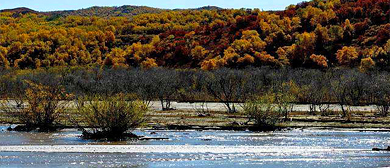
[76,94,147,140]
[244,92,295,130]
[4,80,72,132]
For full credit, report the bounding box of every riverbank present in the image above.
[148,109,390,130]
[127,102,390,129]
[1,102,390,130]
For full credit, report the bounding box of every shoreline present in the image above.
[1,102,390,130]
[2,113,390,131]
[2,123,390,132]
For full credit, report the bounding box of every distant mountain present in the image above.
[48,5,166,18]
[195,6,222,10]
[174,6,223,11]
[0,5,222,18]
[0,7,38,14]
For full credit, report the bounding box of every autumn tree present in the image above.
[221,30,268,67]
[360,57,375,71]
[336,46,359,66]
[310,54,328,68]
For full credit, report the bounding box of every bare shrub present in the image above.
[319,104,332,116]
[202,68,248,113]
[331,70,358,118]
[244,93,282,128]
[372,72,390,117]
[193,101,211,117]
[5,80,71,132]
[0,78,26,108]
[76,94,147,140]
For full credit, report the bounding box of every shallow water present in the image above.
[0,126,389,167]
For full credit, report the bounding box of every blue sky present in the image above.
[1,0,304,11]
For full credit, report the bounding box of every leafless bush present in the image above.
[76,94,147,140]
[201,68,248,113]
[3,80,71,132]
[372,72,390,117]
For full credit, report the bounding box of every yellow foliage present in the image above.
[104,48,127,67]
[385,40,390,53]
[223,47,240,62]
[150,35,160,46]
[298,6,336,26]
[336,46,359,66]
[125,42,155,66]
[277,45,297,61]
[314,24,330,43]
[362,46,386,58]
[360,57,375,71]
[343,19,354,32]
[241,30,266,51]
[201,56,226,70]
[191,46,209,60]
[296,32,316,47]
[141,58,158,69]
[0,46,9,69]
[201,59,217,70]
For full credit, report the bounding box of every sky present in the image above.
[0,0,304,11]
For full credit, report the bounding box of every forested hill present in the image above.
[0,5,221,18]
[45,6,166,18]
[0,0,389,70]
[0,7,39,14]
[0,6,165,17]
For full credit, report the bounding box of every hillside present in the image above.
[47,5,166,18]
[0,7,38,15]
[0,5,221,18]
[0,0,389,70]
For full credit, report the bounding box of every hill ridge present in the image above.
[0,5,223,17]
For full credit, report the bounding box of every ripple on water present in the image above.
[0,127,390,168]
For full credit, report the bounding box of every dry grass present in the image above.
[2,108,390,129]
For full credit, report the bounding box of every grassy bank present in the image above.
[2,108,390,130]
[150,110,390,129]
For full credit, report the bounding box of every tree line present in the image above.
[1,67,390,116]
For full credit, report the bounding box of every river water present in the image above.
[0,126,389,168]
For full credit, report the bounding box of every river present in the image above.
[0,126,389,167]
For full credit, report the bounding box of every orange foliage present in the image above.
[255,52,278,65]
[310,54,328,68]
[237,54,255,64]
[141,58,158,69]
[201,56,226,70]
[336,46,359,66]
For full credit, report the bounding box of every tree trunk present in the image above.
[160,99,165,111]
[340,104,347,118]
